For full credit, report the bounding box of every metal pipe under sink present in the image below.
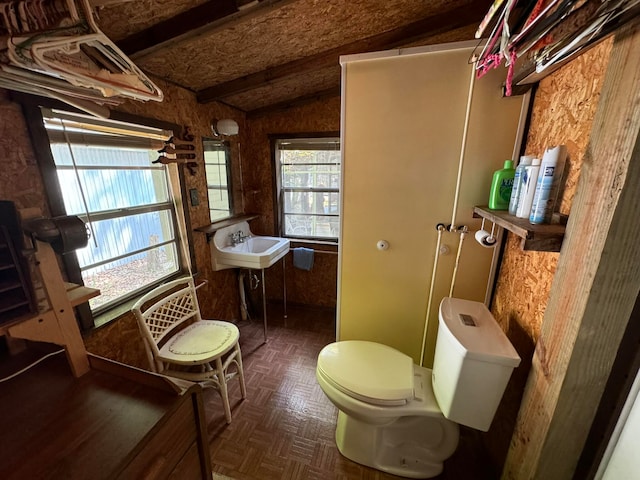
[239,257,287,343]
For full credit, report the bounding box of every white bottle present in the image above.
[508,155,534,215]
[529,145,568,224]
[516,158,541,218]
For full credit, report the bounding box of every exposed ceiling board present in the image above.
[97,0,208,41]
[116,0,302,59]
[92,0,493,112]
[226,24,480,113]
[134,0,474,90]
[223,65,341,112]
[196,5,485,103]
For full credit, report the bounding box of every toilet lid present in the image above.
[317,341,414,406]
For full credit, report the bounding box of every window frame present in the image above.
[271,132,341,242]
[19,94,194,329]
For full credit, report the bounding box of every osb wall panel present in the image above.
[0,91,48,214]
[0,90,53,326]
[82,312,149,369]
[494,37,614,344]
[244,95,341,308]
[1,78,248,367]
[280,245,338,307]
[485,37,614,472]
[81,78,249,366]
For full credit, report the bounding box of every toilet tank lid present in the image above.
[317,341,414,402]
[439,298,521,367]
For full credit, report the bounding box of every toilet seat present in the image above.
[317,341,414,406]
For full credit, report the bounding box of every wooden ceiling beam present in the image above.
[196,1,488,104]
[117,0,237,57]
[117,0,301,59]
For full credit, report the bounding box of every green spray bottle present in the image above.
[488,160,515,210]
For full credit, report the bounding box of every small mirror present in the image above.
[203,138,233,221]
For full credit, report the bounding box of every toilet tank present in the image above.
[432,297,520,432]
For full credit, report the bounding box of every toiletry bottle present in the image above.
[529,145,568,224]
[509,155,534,215]
[516,158,541,218]
[488,160,515,210]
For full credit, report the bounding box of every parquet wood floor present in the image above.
[202,304,496,480]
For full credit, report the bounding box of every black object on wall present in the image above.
[0,200,36,324]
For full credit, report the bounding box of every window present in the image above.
[203,138,233,221]
[42,109,184,314]
[275,136,340,241]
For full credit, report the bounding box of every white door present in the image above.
[596,368,640,479]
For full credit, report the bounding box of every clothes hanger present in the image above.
[536,0,640,72]
[1,0,163,116]
[1,4,13,34]
[28,0,162,101]
[510,0,581,57]
[1,62,122,104]
[0,70,111,117]
[7,3,20,32]
[510,0,563,47]
[476,0,507,38]
[3,0,162,101]
[30,34,163,99]
[475,3,507,71]
[499,0,519,61]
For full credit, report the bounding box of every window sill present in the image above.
[92,298,140,329]
[290,238,337,248]
[87,269,196,331]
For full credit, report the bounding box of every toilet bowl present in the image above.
[316,343,459,478]
[316,298,521,479]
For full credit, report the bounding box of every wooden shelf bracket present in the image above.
[473,206,566,252]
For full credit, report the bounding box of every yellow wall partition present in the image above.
[337,42,529,366]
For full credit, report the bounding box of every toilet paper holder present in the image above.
[475,218,497,248]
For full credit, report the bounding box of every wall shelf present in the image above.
[194,214,259,240]
[0,241,100,377]
[473,206,566,252]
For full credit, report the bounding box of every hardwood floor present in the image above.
[203,304,497,480]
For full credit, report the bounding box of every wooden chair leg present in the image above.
[235,343,247,399]
[216,356,232,423]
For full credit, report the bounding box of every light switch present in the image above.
[189,188,199,206]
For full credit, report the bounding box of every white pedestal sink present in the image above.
[212,235,290,270]
[209,221,290,342]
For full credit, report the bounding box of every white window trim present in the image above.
[42,109,188,316]
[274,135,340,241]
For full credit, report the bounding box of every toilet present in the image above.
[316,297,521,479]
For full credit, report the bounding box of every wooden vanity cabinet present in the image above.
[0,351,213,480]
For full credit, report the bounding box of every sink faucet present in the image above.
[230,230,249,246]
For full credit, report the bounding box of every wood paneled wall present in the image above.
[0,90,48,215]
[1,80,247,369]
[243,99,341,308]
[0,29,625,477]
[0,80,340,368]
[486,38,614,472]
[83,79,247,368]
